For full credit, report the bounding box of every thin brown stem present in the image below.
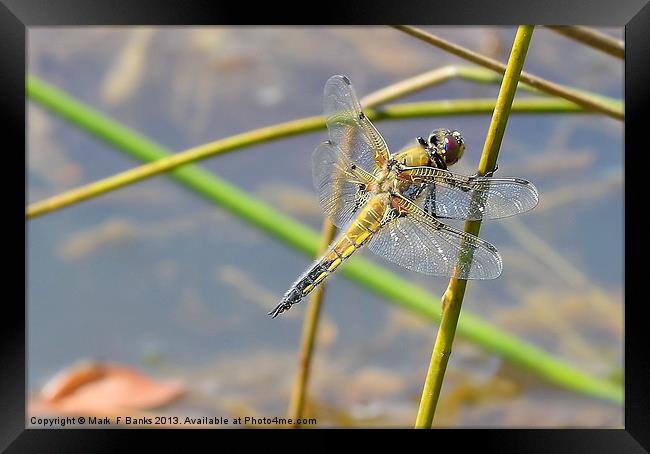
[392,25,623,121]
[287,220,337,426]
[546,26,624,59]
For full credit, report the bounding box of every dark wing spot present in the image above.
[341,75,351,85]
[358,112,365,120]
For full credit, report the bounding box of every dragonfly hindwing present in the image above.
[353,186,371,215]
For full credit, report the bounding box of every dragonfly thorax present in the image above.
[368,159,407,194]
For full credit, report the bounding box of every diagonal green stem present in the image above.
[26,75,603,220]
[415,25,535,429]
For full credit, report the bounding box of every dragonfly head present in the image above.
[428,129,465,166]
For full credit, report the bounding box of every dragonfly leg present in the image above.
[471,164,499,179]
[431,150,447,170]
[423,183,437,216]
[484,164,499,177]
[422,185,453,219]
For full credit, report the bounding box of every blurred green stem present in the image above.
[26,76,602,220]
[415,25,534,429]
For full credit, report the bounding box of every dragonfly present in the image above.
[268,75,538,318]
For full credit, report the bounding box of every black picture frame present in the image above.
[5,0,648,451]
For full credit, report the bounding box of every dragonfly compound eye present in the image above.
[442,132,465,165]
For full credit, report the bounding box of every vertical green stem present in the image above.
[414,25,535,429]
[285,80,468,426]
[287,219,337,426]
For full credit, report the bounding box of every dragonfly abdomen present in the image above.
[267,236,349,318]
[267,231,367,318]
[268,195,388,318]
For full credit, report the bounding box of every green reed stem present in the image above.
[27,76,622,406]
[26,78,593,220]
[415,25,535,429]
[287,219,337,426]
[392,25,624,121]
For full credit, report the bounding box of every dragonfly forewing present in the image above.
[399,166,539,220]
[324,75,391,169]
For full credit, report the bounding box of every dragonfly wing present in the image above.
[366,194,502,279]
[401,167,539,220]
[313,140,373,228]
[323,75,390,169]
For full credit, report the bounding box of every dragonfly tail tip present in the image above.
[268,301,291,319]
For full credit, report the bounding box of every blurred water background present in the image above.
[27,26,623,427]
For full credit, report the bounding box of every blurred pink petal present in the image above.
[29,361,185,418]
